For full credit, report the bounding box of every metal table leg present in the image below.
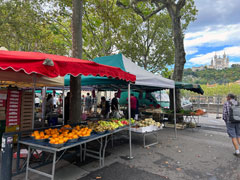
[143,132,159,148]
[51,152,57,180]
[25,146,31,180]
[102,136,108,167]
[79,144,82,162]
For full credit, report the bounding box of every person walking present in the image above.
[64,92,70,124]
[85,93,92,113]
[223,93,240,157]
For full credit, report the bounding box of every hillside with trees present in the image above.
[183,65,240,85]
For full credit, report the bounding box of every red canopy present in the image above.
[0,50,136,82]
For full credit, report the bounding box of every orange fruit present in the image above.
[73,135,78,139]
[52,134,58,138]
[35,135,41,139]
[59,139,64,144]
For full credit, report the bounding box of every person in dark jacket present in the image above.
[64,92,70,124]
[100,96,110,118]
[111,93,119,112]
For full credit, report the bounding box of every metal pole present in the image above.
[41,87,47,127]
[216,95,220,119]
[198,95,200,109]
[128,83,133,159]
[173,88,177,138]
[0,134,13,180]
[32,74,36,129]
[62,86,65,125]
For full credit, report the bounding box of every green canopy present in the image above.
[175,82,204,95]
[64,75,128,87]
[64,53,174,90]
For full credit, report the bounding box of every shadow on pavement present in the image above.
[78,162,168,180]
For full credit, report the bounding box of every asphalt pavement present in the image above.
[12,113,240,180]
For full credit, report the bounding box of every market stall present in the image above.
[64,54,177,156]
[20,123,129,180]
[0,50,136,180]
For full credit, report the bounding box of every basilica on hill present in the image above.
[208,52,229,70]
[192,52,229,71]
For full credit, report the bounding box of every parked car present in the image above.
[119,91,192,110]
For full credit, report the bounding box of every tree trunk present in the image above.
[70,0,83,123]
[167,3,186,114]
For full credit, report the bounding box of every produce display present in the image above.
[31,124,93,145]
[31,131,49,140]
[30,118,135,146]
[165,109,206,116]
[111,118,135,125]
[136,118,161,127]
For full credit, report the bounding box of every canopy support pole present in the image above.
[173,87,177,138]
[62,87,65,125]
[41,87,47,127]
[128,82,133,159]
[32,74,36,129]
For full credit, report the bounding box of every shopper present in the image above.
[45,94,53,115]
[35,95,40,107]
[85,93,92,113]
[64,92,70,124]
[100,96,110,118]
[223,93,240,157]
[111,93,119,112]
[127,93,137,119]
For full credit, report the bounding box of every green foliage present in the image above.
[0,0,197,75]
[0,0,70,55]
[183,67,240,85]
[181,83,240,97]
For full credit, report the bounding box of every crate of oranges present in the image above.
[31,130,50,142]
[67,132,79,143]
[78,127,92,139]
[49,136,68,148]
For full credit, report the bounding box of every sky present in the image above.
[184,0,240,68]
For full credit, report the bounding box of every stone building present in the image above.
[208,52,229,70]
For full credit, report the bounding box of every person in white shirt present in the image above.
[35,95,40,107]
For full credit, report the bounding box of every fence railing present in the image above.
[186,95,240,116]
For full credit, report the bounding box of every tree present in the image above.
[116,0,197,111]
[117,10,175,73]
[0,0,70,55]
[70,0,83,123]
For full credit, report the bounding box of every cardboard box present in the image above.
[5,125,19,143]
[0,114,5,120]
[0,107,6,111]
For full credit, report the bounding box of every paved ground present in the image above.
[11,113,240,180]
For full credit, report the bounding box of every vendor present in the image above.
[100,96,110,118]
[45,94,53,115]
[127,93,137,119]
[111,93,119,112]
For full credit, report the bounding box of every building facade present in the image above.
[208,52,229,70]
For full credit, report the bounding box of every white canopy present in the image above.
[94,54,174,89]
[121,54,174,89]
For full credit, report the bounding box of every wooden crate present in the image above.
[20,91,33,132]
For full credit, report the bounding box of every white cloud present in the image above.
[229,61,240,66]
[185,24,240,50]
[189,46,240,65]
[185,48,198,55]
